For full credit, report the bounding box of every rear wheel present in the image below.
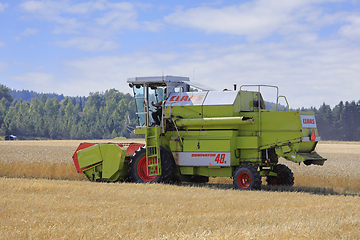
[233,165,261,190]
[266,164,294,186]
[129,147,174,183]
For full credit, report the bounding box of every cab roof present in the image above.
[127,75,190,84]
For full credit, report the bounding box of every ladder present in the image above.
[145,125,161,176]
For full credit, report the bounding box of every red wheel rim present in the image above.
[137,156,157,182]
[237,172,251,189]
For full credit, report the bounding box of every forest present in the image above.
[0,84,137,140]
[0,84,359,141]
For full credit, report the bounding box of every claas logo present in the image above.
[303,119,315,124]
[168,95,204,102]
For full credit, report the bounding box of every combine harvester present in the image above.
[73,76,326,190]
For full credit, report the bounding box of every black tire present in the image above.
[266,164,294,186]
[233,164,261,190]
[129,147,174,183]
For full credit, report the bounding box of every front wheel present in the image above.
[233,165,261,190]
[266,164,294,186]
[129,147,174,183]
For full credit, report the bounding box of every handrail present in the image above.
[277,95,289,111]
[240,85,279,102]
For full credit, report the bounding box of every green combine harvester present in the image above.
[73,76,326,190]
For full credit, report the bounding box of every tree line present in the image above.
[0,84,137,140]
[0,84,359,141]
[10,89,66,103]
[313,101,360,141]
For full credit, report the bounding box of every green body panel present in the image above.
[203,105,234,117]
[169,137,183,152]
[169,105,203,119]
[77,144,102,170]
[77,143,128,182]
[153,90,326,178]
[236,136,258,149]
[135,128,146,135]
[166,130,239,167]
[101,144,127,180]
[298,141,317,153]
[183,139,230,152]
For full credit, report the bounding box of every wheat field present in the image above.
[1,177,359,239]
[280,142,360,194]
[0,140,359,239]
[0,139,143,181]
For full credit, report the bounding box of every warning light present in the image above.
[310,130,316,141]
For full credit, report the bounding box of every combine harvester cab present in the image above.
[73,76,326,190]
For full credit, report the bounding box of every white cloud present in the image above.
[10,72,54,91]
[10,0,360,108]
[57,35,360,108]
[21,28,39,36]
[94,6,139,30]
[52,18,85,34]
[141,20,163,32]
[19,0,150,32]
[4,38,354,107]
[19,0,161,51]
[19,0,135,18]
[164,1,294,39]
[338,14,360,39]
[12,60,43,71]
[13,28,39,41]
[60,52,182,96]
[0,3,9,12]
[66,1,101,14]
[164,0,346,41]
[55,37,118,51]
[20,0,65,20]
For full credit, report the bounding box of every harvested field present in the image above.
[0,140,359,239]
[1,177,359,239]
[282,142,360,194]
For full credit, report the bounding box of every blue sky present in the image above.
[1,0,360,108]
